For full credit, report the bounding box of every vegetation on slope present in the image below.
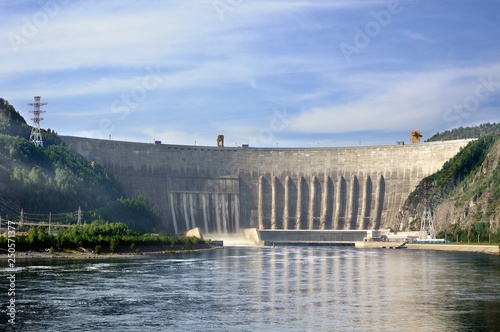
[0,98,162,233]
[403,132,500,242]
[426,122,500,142]
[407,134,498,205]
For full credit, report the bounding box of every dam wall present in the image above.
[61,136,472,234]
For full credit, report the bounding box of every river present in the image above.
[1,246,499,331]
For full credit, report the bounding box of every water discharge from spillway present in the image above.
[204,232,259,246]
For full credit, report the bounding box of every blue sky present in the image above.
[1,0,499,147]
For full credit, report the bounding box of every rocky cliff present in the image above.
[401,134,500,239]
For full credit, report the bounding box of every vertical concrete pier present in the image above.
[283,175,290,230]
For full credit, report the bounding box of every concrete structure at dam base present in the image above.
[197,228,408,248]
[259,229,372,245]
[61,136,472,235]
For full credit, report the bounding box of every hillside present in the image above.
[400,133,500,241]
[426,122,500,142]
[0,98,161,232]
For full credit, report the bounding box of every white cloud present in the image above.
[288,63,500,133]
[400,30,434,43]
[2,1,499,148]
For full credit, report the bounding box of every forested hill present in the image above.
[401,132,500,241]
[0,98,161,232]
[426,122,500,142]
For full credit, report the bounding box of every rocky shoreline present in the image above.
[0,243,223,260]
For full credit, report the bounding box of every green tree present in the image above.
[109,238,119,253]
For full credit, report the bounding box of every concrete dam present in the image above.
[61,136,471,235]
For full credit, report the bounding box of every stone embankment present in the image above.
[356,241,499,254]
[406,243,499,254]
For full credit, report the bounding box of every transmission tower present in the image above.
[419,178,436,240]
[28,96,47,147]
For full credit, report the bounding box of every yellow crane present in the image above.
[411,130,422,143]
[217,135,224,147]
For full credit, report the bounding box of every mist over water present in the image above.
[1,247,499,331]
[204,233,259,246]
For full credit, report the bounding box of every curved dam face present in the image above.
[61,136,471,234]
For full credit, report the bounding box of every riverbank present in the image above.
[356,241,499,254]
[0,242,223,260]
[3,242,498,259]
[406,243,499,254]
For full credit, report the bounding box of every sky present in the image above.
[1,0,499,148]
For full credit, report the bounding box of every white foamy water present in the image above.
[204,233,260,246]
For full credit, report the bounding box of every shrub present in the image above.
[110,238,119,253]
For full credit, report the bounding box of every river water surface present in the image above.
[1,246,499,331]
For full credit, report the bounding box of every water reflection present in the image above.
[222,247,499,331]
[1,248,499,331]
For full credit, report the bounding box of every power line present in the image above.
[0,206,82,225]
